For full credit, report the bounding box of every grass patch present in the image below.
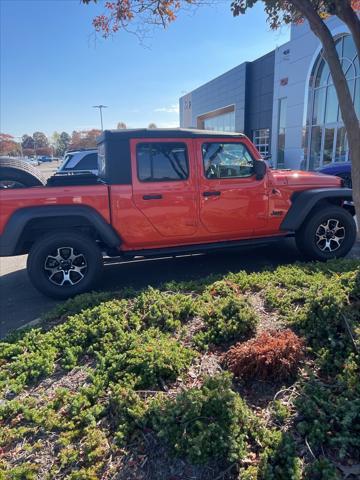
[0,258,359,479]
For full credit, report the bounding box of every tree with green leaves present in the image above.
[32,131,49,148]
[82,0,360,227]
[21,134,34,150]
[55,131,71,157]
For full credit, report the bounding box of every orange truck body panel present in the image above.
[0,135,342,252]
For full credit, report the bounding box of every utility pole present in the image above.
[92,105,108,131]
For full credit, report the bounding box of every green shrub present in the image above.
[0,258,359,478]
[304,458,339,480]
[109,385,149,445]
[257,431,302,480]
[150,373,260,464]
[193,293,258,349]
[270,400,291,425]
[130,287,195,331]
[295,376,360,459]
[97,328,196,388]
[0,462,39,480]
[0,329,57,393]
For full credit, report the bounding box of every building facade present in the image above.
[179,17,359,170]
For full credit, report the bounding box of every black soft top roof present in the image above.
[98,128,245,143]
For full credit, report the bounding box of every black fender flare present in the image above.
[280,188,353,231]
[0,205,121,256]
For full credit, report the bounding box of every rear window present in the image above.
[136,142,189,182]
[64,153,97,171]
[74,153,98,170]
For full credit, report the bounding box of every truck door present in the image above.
[195,139,268,236]
[130,138,198,238]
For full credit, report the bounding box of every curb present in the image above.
[16,317,42,331]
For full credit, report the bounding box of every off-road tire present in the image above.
[295,205,356,261]
[27,231,103,299]
[0,157,46,189]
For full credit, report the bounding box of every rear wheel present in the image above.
[27,232,103,298]
[0,157,46,189]
[295,206,356,261]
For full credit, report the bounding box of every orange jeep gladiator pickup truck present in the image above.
[0,129,355,298]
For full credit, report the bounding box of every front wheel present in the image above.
[295,206,357,261]
[27,232,103,298]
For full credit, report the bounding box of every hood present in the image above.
[270,169,342,187]
[317,162,351,175]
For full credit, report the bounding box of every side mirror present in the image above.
[254,159,267,180]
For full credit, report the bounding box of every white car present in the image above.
[58,149,98,175]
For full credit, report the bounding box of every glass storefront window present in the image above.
[312,88,326,124]
[305,34,359,169]
[355,78,360,118]
[277,98,287,168]
[324,85,339,123]
[315,60,330,87]
[309,126,322,170]
[343,34,356,61]
[323,126,336,165]
[335,126,348,163]
[203,111,235,132]
[253,128,270,157]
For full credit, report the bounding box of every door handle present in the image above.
[203,191,221,197]
[143,194,163,200]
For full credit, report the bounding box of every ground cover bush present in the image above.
[150,373,262,464]
[0,258,359,479]
[193,288,258,349]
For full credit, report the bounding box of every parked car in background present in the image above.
[27,158,40,166]
[58,149,98,175]
[318,162,352,188]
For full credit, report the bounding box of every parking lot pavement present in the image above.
[1,238,359,339]
[37,160,59,179]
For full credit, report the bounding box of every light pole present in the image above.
[92,105,108,131]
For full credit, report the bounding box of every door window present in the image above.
[202,143,254,179]
[136,143,188,182]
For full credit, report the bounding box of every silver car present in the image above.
[58,149,98,175]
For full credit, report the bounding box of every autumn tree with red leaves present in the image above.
[0,133,21,156]
[82,0,194,36]
[69,129,102,150]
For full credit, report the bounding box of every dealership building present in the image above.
[179,16,359,170]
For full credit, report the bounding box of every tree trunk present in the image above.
[291,0,360,239]
[335,0,360,60]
